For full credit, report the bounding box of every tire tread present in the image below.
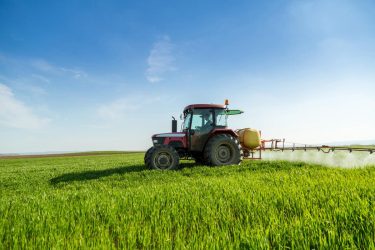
[204,134,243,166]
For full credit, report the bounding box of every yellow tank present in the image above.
[237,128,261,149]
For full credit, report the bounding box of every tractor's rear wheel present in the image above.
[145,145,180,170]
[204,134,243,166]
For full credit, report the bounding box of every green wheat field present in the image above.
[1,152,375,249]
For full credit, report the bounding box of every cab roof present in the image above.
[183,104,226,112]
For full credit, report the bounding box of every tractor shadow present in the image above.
[178,162,197,169]
[50,162,199,185]
[50,164,145,185]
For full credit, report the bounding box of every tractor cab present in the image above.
[182,104,231,152]
[145,102,245,170]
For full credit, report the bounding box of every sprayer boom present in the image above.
[261,139,374,154]
[243,138,374,160]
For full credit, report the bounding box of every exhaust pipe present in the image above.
[172,116,177,132]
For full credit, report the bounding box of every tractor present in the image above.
[144,101,260,170]
[145,101,374,170]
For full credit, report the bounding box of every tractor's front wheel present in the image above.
[144,147,154,169]
[145,145,180,170]
[204,134,243,166]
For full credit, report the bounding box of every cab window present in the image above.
[191,109,213,132]
[183,113,192,130]
[215,109,228,127]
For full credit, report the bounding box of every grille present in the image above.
[152,137,165,146]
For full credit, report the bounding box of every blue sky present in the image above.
[0,0,375,153]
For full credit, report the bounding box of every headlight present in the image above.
[152,137,164,145]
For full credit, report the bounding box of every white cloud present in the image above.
[287,0,371,40]
[31,59,56,72]
[0,74,48,96]
[146,36,175,83]
[97,95,161,120]
[31,74,50,84]
[0,83,50,129]
[97,98,141,120]
[60,67,88,79]
[31,59,87,79]
[0,54,87,82]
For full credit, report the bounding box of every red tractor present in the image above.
[144,101,249,170]
[145,102,375,170]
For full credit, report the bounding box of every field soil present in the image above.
[0,152,374,249]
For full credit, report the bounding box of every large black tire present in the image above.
[145,145,180,170]
[204,134,243,166]
[144,147,154,169]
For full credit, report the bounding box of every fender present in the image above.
[199,128,239,150]
[209,128,238,139]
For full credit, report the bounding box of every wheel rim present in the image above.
[154,152,173,169]
[216,144,232,163]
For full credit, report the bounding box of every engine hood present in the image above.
[152,132,186,138]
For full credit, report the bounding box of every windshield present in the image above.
[215,109,228,127]
[191,109,214,132]
[183,109,227,130]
